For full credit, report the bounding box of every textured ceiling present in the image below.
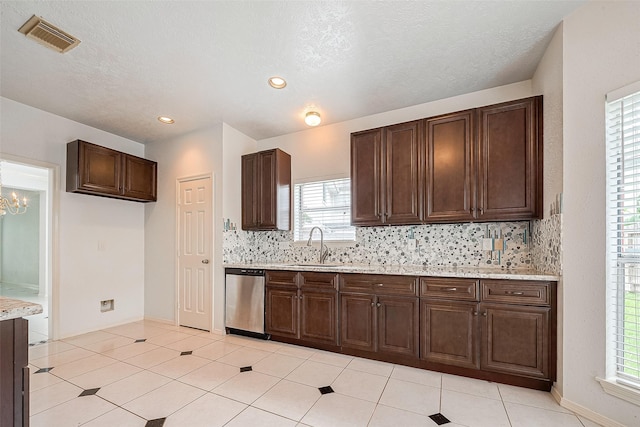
[0,1,584,144]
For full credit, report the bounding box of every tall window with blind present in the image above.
[606,82,640,391]
[293,178,356,242]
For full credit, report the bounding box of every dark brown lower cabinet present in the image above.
[265,286,299,339]
[0,318,29,427]
[341,293,419,358]
[267,271,556,391]
[340,293,376,352]
[265,271,339,347]
[300,289,338,345]
[481,303,550,379]
[421,300,478,369]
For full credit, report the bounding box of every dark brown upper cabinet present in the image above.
[241,148,291,231]
[351,120,423,226]
[476,96,542,221]
[66,139,157,202]
[351,96,543,225]
[426,110,476,222]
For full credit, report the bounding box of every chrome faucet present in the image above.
[307,226,329,264]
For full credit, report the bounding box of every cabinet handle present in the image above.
[299,295,303,299]
[469,208,475,214]
[376,303,381,307]
[505,291,524,296]
[482,312,487,317]
[371,302,375,307]
[473,311,478,316]
[375,283,384,287]
[444,287,457,291]
[479,207,484,214]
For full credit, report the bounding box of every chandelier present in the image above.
[0,162,28,216]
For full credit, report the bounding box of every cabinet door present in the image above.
[258,150,277,228]
[377,296,419,358]
[265,287,299,339]
[300,289,338,345]
[477,97,542,220]
[480,303,549,378]
[384,120,423,224]
[79,142,123,196]
[123,155,157,201]
[426,111,476,222]
[421,300,478,369]
[241,153,259,229]
[340,293,376,352]
[351,129,384,225]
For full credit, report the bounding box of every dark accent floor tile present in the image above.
[35,367,53,373]
[79,388,100,397]
[145,418,166,427]
[318,386,334,395]
[429,413,450,425]
[180,351,193,356]
[135,339,147,343]
[240,366,252,372]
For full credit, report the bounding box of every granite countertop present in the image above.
[0,297,43,321]
[224,263,560,281]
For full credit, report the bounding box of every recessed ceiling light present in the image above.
[268,76,287,89]
[157,116,175,124]
[305,111,321,127]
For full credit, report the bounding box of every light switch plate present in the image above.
[407,239,417,250]
[482,238,494,251]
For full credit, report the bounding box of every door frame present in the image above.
[0,153,60,340]
[174,173,214,331]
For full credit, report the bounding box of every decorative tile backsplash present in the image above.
[531,214,562,275]
[223,217,562,273]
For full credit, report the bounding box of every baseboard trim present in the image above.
[58,315,144,340]
[551,386,627,427]
[143,315,176,326]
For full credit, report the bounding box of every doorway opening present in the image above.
[0,158,56,344]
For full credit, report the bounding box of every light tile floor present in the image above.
[28,319,602,427]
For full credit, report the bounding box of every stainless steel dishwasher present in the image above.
[224,268,267,338]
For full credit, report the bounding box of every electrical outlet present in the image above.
[100,299,114,313]
[407,239,417,250]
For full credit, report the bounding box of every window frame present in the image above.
[293,176,356,243]
[601,80,640,406]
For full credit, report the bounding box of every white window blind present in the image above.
[607,84,640,388]
[294,178,355,242]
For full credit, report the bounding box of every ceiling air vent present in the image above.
[18,15,80,53]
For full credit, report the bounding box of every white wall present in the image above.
[1,97,146,338]
[257,81,535,184]
[222,123,257,225]
[144,124,225,331]
[532,24,564,219]
[561,2,640,426]
[531,23,565,396]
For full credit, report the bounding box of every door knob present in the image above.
[202,259,210,264]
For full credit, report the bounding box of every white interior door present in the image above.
[178,176,212,331]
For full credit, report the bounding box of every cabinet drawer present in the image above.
[420,277,479,301]
[266,270,298,288]
[300,272,338,290]
[340,274,417,296]
[481,280,550,306]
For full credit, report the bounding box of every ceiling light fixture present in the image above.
[157,116,175,124]
[305,111,321,127]
[268,76,287,89]
[0,162,28,216]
